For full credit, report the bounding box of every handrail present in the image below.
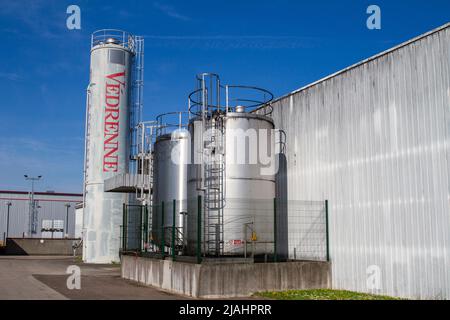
[155,111,189,138]
[188,83,274,117]
[91,29,136,53]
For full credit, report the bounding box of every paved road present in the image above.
[0,256,188,300]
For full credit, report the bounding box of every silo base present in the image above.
[121,254,331,298]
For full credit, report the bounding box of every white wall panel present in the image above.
[0,191,82,238]
[264,24,450,299]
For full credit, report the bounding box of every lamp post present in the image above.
[5,201,12,243]
[24,175,42,236]
[64,203,71,238]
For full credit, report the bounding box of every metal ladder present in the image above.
[204,115,225,256]
[130,36,144,169]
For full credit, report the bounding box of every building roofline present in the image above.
[0,190,83,197]
[258,22,450,108]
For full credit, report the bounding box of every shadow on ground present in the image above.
[33,274,188,300]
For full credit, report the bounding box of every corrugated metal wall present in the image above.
[265,24,450,299]
[0,191,82,239]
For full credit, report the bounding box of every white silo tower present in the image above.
[83,30,141,263]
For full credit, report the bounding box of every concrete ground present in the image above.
[0,256,188,300]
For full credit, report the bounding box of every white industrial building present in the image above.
[0,190,82,241]
[256,23,450,299]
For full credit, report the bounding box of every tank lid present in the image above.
[156,129,189,142]
[171,129,189,139]
[235,105,246,113]
[105,37,119,44]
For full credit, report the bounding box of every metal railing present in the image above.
[188,73,274,118]
[91,29,136,52]
[155,111,189,137]
[120,197,330,264]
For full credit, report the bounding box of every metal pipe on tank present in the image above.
[82,84,92,240]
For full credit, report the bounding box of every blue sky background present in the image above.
[0,0,449,193]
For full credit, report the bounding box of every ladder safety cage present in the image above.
[135,121,158,204]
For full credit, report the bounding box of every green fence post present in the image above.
[123,203,127,251]
[274,198,277,263]
[139,206,143,252]
[325,200,330,262]
[197,195,202,264]
[161,201,165,258]
[144,205,148,252]
[172,199,176,260]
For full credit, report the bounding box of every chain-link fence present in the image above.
[287,200,329,261]
[121,197,329,263]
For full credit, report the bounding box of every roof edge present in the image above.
[0,190,83,197]
[266,22,450,106]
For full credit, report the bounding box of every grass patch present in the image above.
[254,289,401,300]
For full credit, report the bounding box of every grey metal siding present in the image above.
[265,25,450,299]
[0,192,82,239]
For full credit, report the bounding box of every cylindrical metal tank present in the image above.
[152,129,189,247]
[187,111,276,256]
[83,30,134,263]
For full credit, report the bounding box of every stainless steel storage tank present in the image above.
[186,74,276,256]
[151,113,189,248]
[83,30,135,263]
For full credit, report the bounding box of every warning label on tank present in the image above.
[229,240,243,245]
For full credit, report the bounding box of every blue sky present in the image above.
[0,0,449,193]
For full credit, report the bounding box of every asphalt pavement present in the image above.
[0,256,188,300]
